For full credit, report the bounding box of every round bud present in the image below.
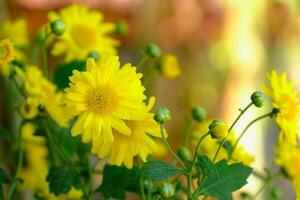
[87,51,100,61]
[251,91,264,108]
[50,19,65,36]
[115,21,128,36]
[192,107,206,122]
[153,107,171,124]
[146,43,161,58]
[270,187,282,199]
[177,146,192,161]
[160,183,175,199]
[209,119,228,139]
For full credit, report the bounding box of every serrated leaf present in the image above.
[193,156,252,200]
[54,60,85,90]
[97,165,140,199]
[141,161,185,181]
[46,167,81,196]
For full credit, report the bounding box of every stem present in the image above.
[7,123,24,200]
[159,124,187,170]
[228,110,274,160]
[187,173,192,200]
[138,55,149,71]
[138,158,146,200]
[190,132,210,171]
[184,118,193,147]
[253,172,281,198]
[11,74,26,98]
[212,102,253,162]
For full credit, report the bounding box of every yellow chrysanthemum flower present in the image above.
[276,142,300,199]
[191,119,254,166]
[19,98,39,119]
[65,56,146,144]
[16,66,68,126]
[158,54,181,79]
[48,4,119,61]
[91,98,161,168]
[0,38,15,75]
[0,18,29,47]
[262,70,300,144]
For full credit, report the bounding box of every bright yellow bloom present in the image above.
[21,123,83,200]
[91,97,161,168]
[191,119,254,166]
[48,4,119,61]
[16,66,68,126]
[0,38,15,75]
[158,54,181,79]
[262,71,300,144]
[152,140,168,159]
[65,56,146,145]
[0,18,29,47]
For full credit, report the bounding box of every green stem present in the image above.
[228,110,274,160]
[159,124,187,170]
[7,122,24,200]
[138,158,146,200]
[190,132,210,171]
[212,102,253,162]
[253,172,281,198]
[184,118,193,147]
[11,74,26,98]
[187,173,192,200]
[138,54,149,72]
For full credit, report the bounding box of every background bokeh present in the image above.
[1,0,300,199]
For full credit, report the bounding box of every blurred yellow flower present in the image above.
[191,119,254,166]
[16,66,68,126]
[48,4,119,61]
[0,18,29,47]
[158,54,181,79]
[262,70,300,144]
[91,97,161,168]
[65,56,146,145]
[19,98,39,119]
[152,140,168,159]
[0,38,15,76]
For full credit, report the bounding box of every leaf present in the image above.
[54,60,85,90]
[193,156,252,200]
[222,140,233,155]
[46,166,82,196]
[0,168,10,199]
[141,161,185,181]
[97,165,140,199]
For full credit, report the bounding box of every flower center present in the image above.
[71,24,98,49]
[86,86,118,114]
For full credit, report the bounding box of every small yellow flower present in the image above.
[91,97,161,168]
[16,66,68,126]
[19,98,39,119]
[0,18,29,47]
[262,70,300,144]
[48,4,119,61]
[0,38,14,62]
[65,56,146,144]
[158,54,181,79]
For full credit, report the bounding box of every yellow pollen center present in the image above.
[71,24,98,48]
[86,86,118,114]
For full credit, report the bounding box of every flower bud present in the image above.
[209,119,228,139]
[146,43,161,58]
[192,107,206,122]
[115,21,128,36]
[153,107,171,124]
[87,51,100,61]
[270,187,282,199]
[251,91,264,108]
[50,19,65,36]
[160,183,174,199]
[177,146,192,161]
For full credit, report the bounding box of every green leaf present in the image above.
[141,161,185,181]
[46,166,82,196]
[97,165,140,199]
[222,140,233,155]
[193,156,252,200]
[0,168,10,199]
[54,60,85,90]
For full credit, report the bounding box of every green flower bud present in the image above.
[177,146,192,161]
[115,21,128,36]
[270,187,282,199]
[87,51,100,61]
[146,43,161,58]
[160,183,175,199]
[192,107,206,122]
[209,119,228,139]
[251,91,264,108]
[50,19,65,36]
[153,107,171,124]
